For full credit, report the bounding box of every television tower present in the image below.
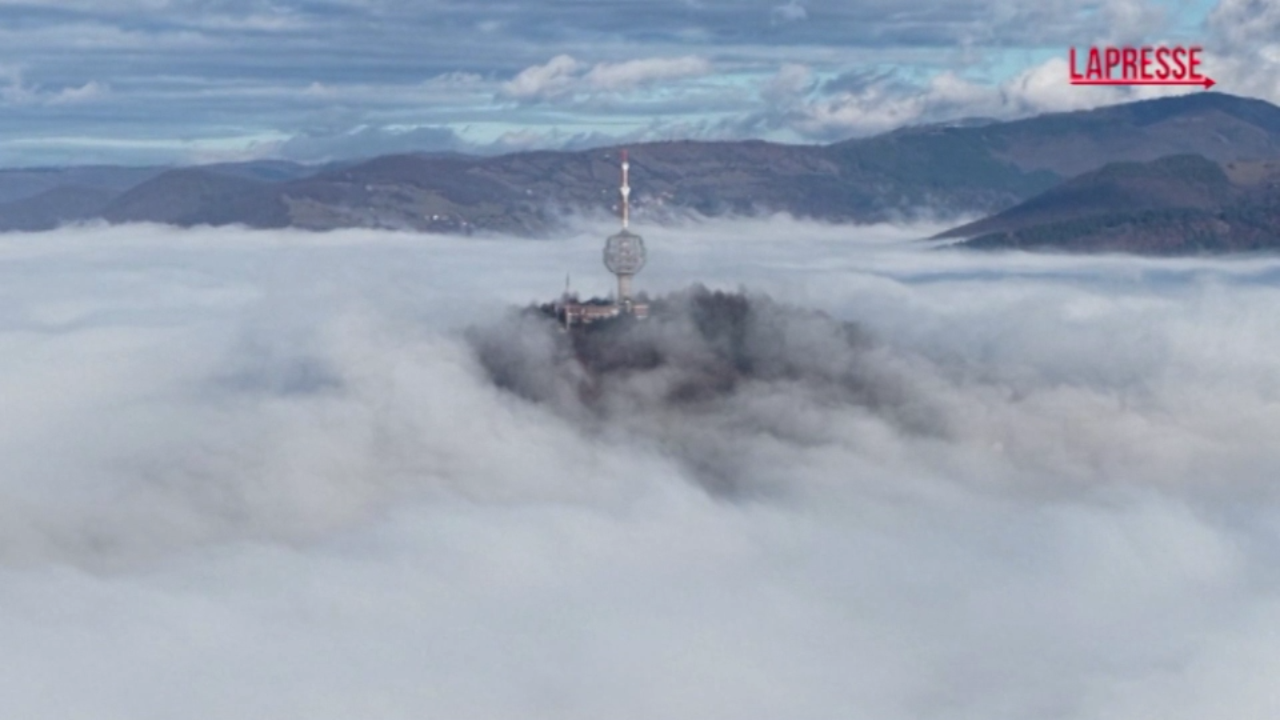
[602,149,646,308]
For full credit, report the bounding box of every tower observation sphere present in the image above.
[603,229,646,275]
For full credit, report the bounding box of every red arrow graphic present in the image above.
[1070,77,1216,89]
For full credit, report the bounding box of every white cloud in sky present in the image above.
[1,218,1280,717]
[1206,0,1280,105]
[502,54,584,101]
[761,62,814,104]
[44,80,111,105]
[0,67,112,107]
[763,56,1209,140]
[1096,0,1169,44]
[1208,0,1280,49]
[770,0,807,23]
[502,54,713,102]
[584,56,714,92]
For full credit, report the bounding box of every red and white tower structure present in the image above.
[602,149,646,307]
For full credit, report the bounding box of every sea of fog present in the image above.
[1,217,1280,719]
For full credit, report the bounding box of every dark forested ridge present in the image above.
[940,154,1280,253]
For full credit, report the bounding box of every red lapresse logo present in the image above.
[1069,46,1216,89]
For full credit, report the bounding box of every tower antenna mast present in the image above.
[620,149,630,230]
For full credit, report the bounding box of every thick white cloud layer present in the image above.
[2,219,1280,718]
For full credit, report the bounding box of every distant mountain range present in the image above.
[2,92,1280,253]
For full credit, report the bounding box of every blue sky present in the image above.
[0,0,1274,166]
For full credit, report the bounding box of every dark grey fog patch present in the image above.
[468,285,942,495]
[213,352,344,397]
[208,324,346,398]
